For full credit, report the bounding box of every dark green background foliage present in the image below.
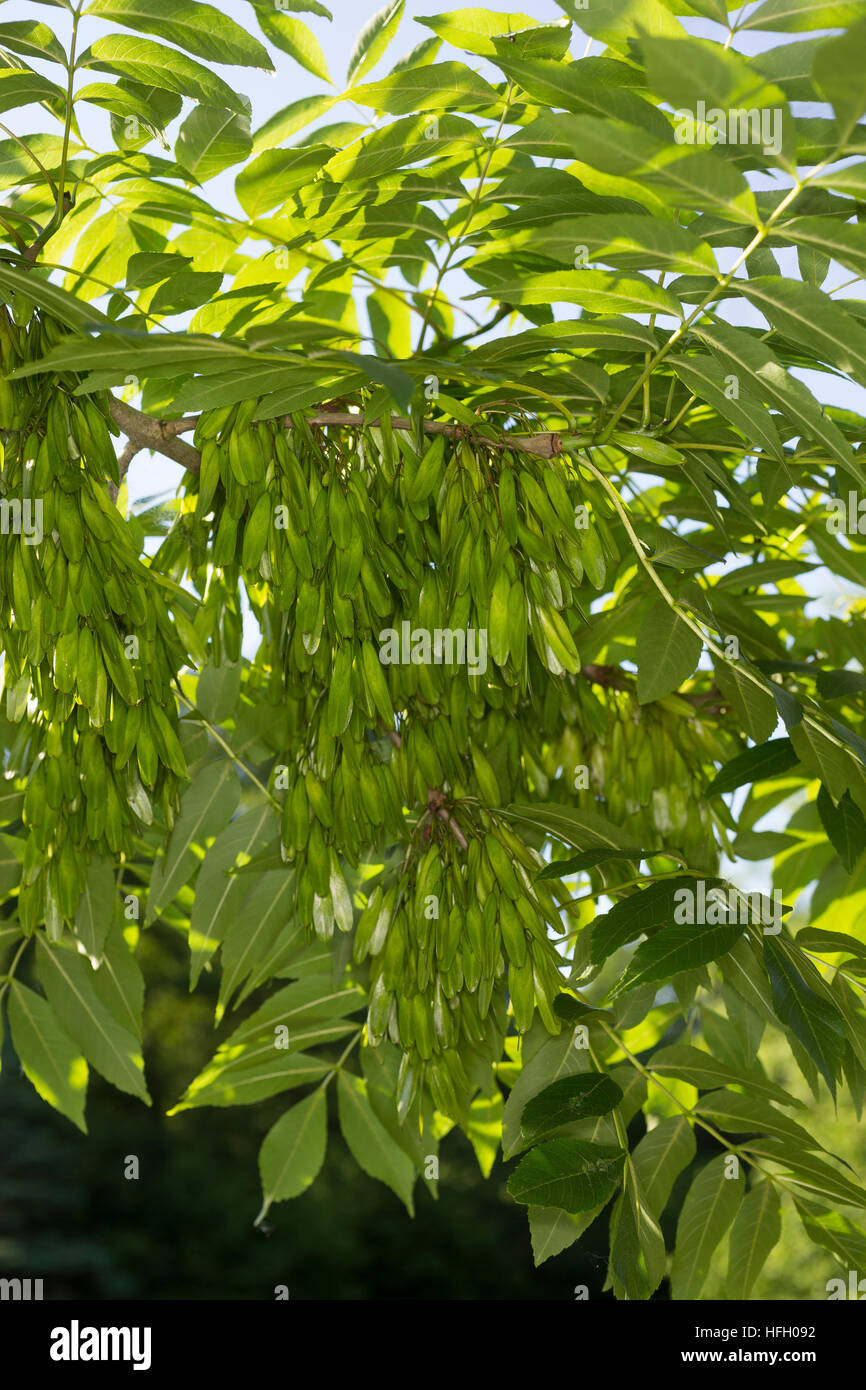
[0,928,620,1301]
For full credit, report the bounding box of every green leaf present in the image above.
[325,349,413,413]
[221,974,365,1053]
[612,920,743,997]
[189,804,273,988]
[0,67,65,114]
[8,981,88,1133]
[816,669,866,701]
[726,1180,781,1300]
[367,288,411,359]
[812,163,866,199]
[150,270,223,315]
[258,1088,327,1212]
[608,1162,666,1299]
[536,847,652,880]
[173,1050,330,1111]
[631,1114,696,1219]
[465,1089,504,1178]
[713,661,779,744]
[87,77,182,142]
[743,0,866,30]
[696,319,859,482]
[146,760,240,923]
[246,0,332,15]
[0,262,113,336]
[175,104,252,182]
[0,20,67,65]
[81,34,248,113]
[126,250,192,288]
[636,598,703,704]
[521,1073,624,1142]
[643,33,788,120]
[670,1154,745,1299]
[235,145,333,217]
[253,11,331,83]
[84,0,273,69]
[74,856,115,962]
[668,354,784,462]
[35,938,149,1103]
[706,738,799,796]
[502,1029,592,1158]
[493,56,670,136]
[219,870,295,1012]
[648,1043,807,1108]
[741,276,866,389]
[741,1137,866,1207]
[592,877,720,965]
[350,60,500,114]
[337,1071,416,1212]
[466,268,683,318]
[347,0,404,86]
[508,1138,626,1213]
[251,94,334,155]
[487,214,716,276]
[420,9,551,58]
[0,832,24,897]
[764,937,846,1097]
[780,216,866,284]
[694,1089,821,1149]
[529,1203,606,1265]
[503,803,642,852]
[656,166,761,235]
[796,926,866,962]
[816,787,866,872]
[90,923,145,1039]
[812,16,866,130]
[794,1198,866,1268]
[391,35,442,70]
[570,0,686,50]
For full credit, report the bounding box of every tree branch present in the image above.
[108,397,202,473]
[581,663,724,713]
[106,395,563,472]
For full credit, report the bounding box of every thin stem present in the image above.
[599,1021,789,1191]
[415,80,515,353]
[0,122,59,196]
[174,690,281,810]
[34,260,171,326]
[664,391,698,435]
[598,156,839,444]
[576,447,855,759]
[316,1026,364,1094]
[0,210,27,251]
[56,7,81,218]
[254,1025,364,1225]
[0,937,30,1004]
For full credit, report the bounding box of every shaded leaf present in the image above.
[8,981,88,1133]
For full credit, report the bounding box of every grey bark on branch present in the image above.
[109,397,202,472]
[107,395,563,472]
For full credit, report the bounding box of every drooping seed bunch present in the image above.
[0,304,187,935]
[549,685,733,872]
[184,397,728,1117]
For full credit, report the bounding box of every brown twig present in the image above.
[581,664,725,713]
[108,397,201,472]
[108,439,141,502]
[436,806,468,851]
[106,395,563,472]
